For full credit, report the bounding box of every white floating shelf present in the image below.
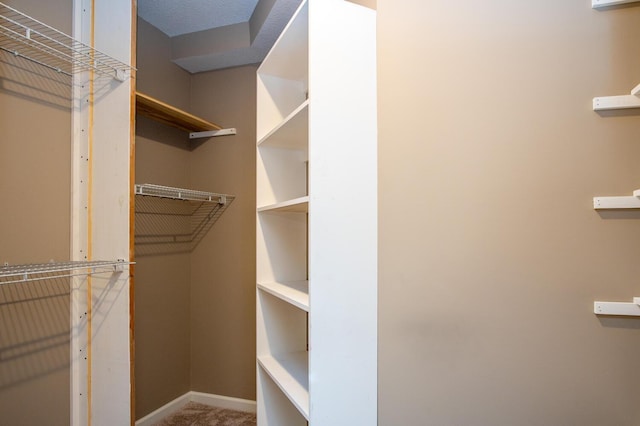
[592,0,640,8]
[258,196,309,213]
[257,352,309,420]
[258,281,309,312]
[593,189,640,209]
[0,260,133,285]
[258,100,309,149]
[594,297,640,316]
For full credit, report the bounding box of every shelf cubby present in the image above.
[258,100,309,149]
[256,2,308,141]
[257,352,309,420]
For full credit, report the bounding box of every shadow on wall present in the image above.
[134,195,236,256]
[0,51,121,109]
[0,278,70,391]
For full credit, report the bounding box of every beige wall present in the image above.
[135,18,257,417]
[0,0,71,424]
[378,1,640,425]
[134,17,193,418]
[189,65,257,400]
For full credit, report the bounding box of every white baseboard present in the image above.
[135,392,191,426]
[136,391,257,425]
[190,391,257,413]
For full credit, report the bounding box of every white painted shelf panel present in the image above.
[592,0,640,8]
[258,196,309,213]
[258,100,309,149]
[258,352,310,420]
[258,281,309,312]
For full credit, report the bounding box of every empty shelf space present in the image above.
[136,92,222,132]
[258,281,309,312]
[258,196,309,213]
[594,297,640,316]
[593,189,640,209]
[258,100,309,149]
[258,352,309,420]
[0,260,132,285]
[0,2,133,81]
[592,0,640,8]
[258,0,308,82]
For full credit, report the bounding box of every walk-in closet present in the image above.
[4,0,640,425]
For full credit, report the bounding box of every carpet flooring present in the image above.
[153,402,257,426]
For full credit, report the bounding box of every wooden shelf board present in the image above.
[258,281,309,312]
[258,100,309,149]
[135,92,222,132]
[258,196,309,213]
[258,352,309,420]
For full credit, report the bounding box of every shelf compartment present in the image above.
[258,196,309,213]
[592,0,640,8]
[0,260,133,285]
[258,281,309,312]
[256,0,308,141]
[257,352,309,420]
[134,184,235,256]
[593,189,640,209]
[0,2,133,81]
[258,0,308,82]
[258,100,309,149]
[136,92,222,133]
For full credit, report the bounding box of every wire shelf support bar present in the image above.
[0,260,134,285]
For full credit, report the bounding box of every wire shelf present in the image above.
[134,184,235,256]
[135,184,229,204]
[0,2,134,81]
[0,260,133,286]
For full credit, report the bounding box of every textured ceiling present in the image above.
[138,0,260,37]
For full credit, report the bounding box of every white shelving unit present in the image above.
[0,2,133,81]
[256,1,377,425]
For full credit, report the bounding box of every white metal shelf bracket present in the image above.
[594,297,640,316]
[593,82,640,111]
[189,128,237,139]
[593,189,640,209]
[592,0,640,8]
